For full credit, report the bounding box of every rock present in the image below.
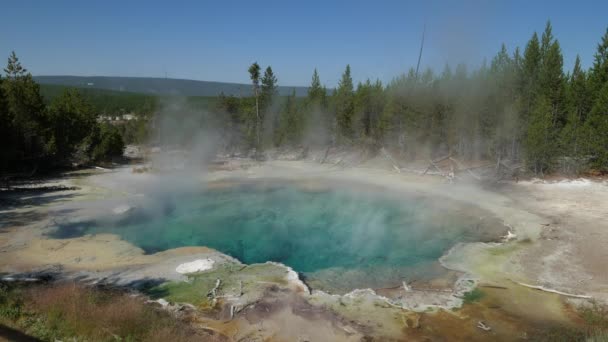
[477,321,491,331]
[112,205,133,215]
[175,258,215,274]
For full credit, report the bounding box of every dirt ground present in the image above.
[505,178,608,301]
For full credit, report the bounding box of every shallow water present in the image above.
[52,181,503,292]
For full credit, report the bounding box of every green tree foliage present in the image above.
[518,23,565,172]
[46,89,97,164]
[260,66,277,110]
[354,79,384,145]
[304,69,330,145]
[526,96,556,174]
[307,69,326,105]
[0,52,125,172]
[216,92,244,151]
[91,123,126,162]
[335,65,355,141]
[277,89,302,146]
[521,32,542,118]
[0,74,11,170]
[260,66,279,146]
[583,83,608,170]
[588,28,608,97]
[1,52,47,168]
[538,22,566,127]
[560,56,589,161]
[210,25,608,174]
[7,23,608,176]
[248,62,261,150]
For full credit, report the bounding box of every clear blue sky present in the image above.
[2,0,607,87]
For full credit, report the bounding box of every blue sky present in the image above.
[2,0,607,87]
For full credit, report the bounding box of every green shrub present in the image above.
[462,288,485,304]
[91,123,125,161]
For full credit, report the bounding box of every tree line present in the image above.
[2,21,607,176]
[217,22,608,175]
[0,52,125,173]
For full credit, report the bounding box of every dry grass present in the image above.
[0,282,223,341]
[530,300,608,342]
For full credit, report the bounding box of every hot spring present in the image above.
[52,180,505,293]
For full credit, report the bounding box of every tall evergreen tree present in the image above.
[583,83,608,170]
[335,65,355,141]
[308,69,325,102]
[0,73,10,171]
[304,69,330,145]
[560,55,589,161]
[278,88,301,146]
[260,66,278,146]
[2,51,46,165]
[260,66,277,110]
[526,96,555,174]
[47,88,96,163]
[521,32,542,113]
[248,62,261,150]
[588,27,608,99]
[540,21,554,59]
[538,31,565,127]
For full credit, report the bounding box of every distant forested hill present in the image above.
[34,75,309,97]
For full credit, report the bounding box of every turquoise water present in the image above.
[52,182,501,291]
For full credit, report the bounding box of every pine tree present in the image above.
[588,27,608,97]
[583,82,608,170]
[279,88,301,146]
[0,73,11,171]
[308,69,325,102]
[335,65,355,141]
[47,88,96,163]
[260,66,278,146]
[354,80,372,138]
[521,33,542,114]
[540,21,554,59]
[3,51,28,80]
[260,66,277,111]
[305,69,329,145]
[248,62,261,151]
[560,55,589,162]
[538,31,565,128]
[1,51,46,164]
[526,96,555,174]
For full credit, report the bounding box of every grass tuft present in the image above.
[462,288,485,304]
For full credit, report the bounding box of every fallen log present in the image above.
[478,283,508,290]
[461,163,495,171]
[423,159,444,175]
[432,155,451,163]
[510,280,591,299]
[321,146,331,164]
[422,154,452,175]
[449,157,481,180]
[380,147,401,173]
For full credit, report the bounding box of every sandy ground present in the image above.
[507,178,608,301]
[1,160,606,340]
